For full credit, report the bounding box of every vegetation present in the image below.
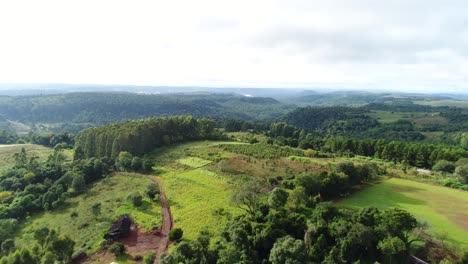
[76,116,221,159]
[339,178,468,247]
[0,91,467,263]
[12,173,161,254]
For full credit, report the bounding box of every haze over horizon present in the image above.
[1,0,468,93]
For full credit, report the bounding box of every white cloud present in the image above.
[0,0,467,92]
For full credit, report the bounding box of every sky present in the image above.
[0,0,468,93]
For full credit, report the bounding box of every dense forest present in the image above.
[0,93,294,133]
[76,116,221,159]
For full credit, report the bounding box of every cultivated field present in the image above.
[339,178,468,247]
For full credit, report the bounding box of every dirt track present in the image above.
[154,179,173,263]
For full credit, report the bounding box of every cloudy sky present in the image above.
[0,0,467,92]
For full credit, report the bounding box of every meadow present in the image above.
[338,178,468,247]
[367,110,446,125]
[15,173,162,254]
[149,141,241,241]
[0,144,60,170]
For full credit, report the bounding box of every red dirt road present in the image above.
[154,180,173,263]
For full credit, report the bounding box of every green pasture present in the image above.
[339,178,468,247]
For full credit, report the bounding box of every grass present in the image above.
[367,110,425,123]
[338,178,468,247]
[0,144,57,170]
[16,173,162,254]
[148,141,242,241]
[158,167,239,241]
[177,157,212,168]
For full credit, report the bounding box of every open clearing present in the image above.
[16,173,162,255]
[338,178,468,247]
[159,168,237,241]
[0,144,60,170]
[149,141,241,241]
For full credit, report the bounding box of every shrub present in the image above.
[143,252,156,264]
[108,242,126,256]
[432,160,456,173]
[169,228,183,241]
[127,192,143,207]
[146,183,160,199]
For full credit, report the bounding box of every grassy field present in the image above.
[338,178,468,247]
[0,144,60,170]
[367,110,446,125]
[367,110,424,123]
[149,141,241,241]
[16,173,162,254]
[159,168,238,241]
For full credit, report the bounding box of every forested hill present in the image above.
[0,92,294,128]
[75,116,221,159]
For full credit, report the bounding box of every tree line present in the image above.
[75,116,221,159]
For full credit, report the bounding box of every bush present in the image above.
[127,192,143,207]
[146,183,160,199]
[131,157,143,171]
[108,242,126,256]
[169,228,183,241]
[143,252,156,264]
[432,160,456,173]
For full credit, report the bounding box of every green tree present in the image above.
[231,181,263,218]
[455,164,468,184]
[116,151,133,171]
[269,236,308,264]
[47,235,75,263]
[131,157,143,171]
[127,192,143,207]
[377,237,406,264]
[34,227,50,250]
[1,239,14,254]
[41,252,56,264]
[71,174,86,194]
[146,183,160,199]
[432,160,456,173]
[143,251,156,264]
[169,228,184,242]
[268,187,289,209]
[109,242,126,256]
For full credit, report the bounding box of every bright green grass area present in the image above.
[16,173,162,254]
[149,141,243,241]
[338,178,468,247]
[0,144,59,170]
[177,157,212,168]
[159,168,239,241]
[367,110,427,123]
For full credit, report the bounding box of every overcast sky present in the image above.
[1,0,467,92]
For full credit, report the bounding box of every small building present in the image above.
[105,215,131,240]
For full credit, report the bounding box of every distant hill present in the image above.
[0,92,295,133]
